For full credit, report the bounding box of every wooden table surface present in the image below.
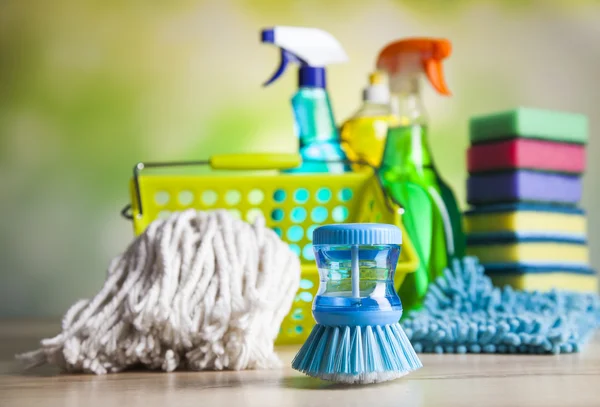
[1,320,599,407]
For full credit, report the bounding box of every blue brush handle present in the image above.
[314,310,403,327]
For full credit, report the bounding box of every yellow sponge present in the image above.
[465,204,594,293]
[489,272,598,293]
[467,241,589,265]
[464,203,586,237]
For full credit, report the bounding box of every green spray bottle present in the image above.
[375,38,465,312]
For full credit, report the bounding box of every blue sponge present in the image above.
[402,257,600,354]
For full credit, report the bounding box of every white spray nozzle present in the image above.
[261,26,348,87]
[262,26,347,66]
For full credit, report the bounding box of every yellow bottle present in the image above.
[340,72,399,169]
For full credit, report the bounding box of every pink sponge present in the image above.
[468,139,586,174]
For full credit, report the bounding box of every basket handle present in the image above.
[121,153,302,220]
[210,153,301,170]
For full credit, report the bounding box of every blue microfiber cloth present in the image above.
[402,257,600,354]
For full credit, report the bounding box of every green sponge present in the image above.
[470,107,588,144]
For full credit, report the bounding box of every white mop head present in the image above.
[18,209,301,374]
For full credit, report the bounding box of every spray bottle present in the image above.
[261,26,351,173]
[340,72,399,169]
[375,38,465,312]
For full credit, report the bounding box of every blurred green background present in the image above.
[1,0,599,317]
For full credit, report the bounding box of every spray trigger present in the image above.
[264,49,303,87]
[423,59,451,96]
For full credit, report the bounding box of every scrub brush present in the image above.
[292,223,422,384]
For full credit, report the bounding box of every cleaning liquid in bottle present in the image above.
[375,38,465,312]
[340,72,399,169]
[261,26,351,173]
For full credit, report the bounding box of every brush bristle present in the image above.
[292,323,422,384]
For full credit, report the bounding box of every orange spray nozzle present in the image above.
[376,38,452,96]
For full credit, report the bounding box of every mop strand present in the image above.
[17,209,301,374]
[403,257,600,354]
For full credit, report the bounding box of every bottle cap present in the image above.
[299,67,326,88]
[362,72,390,104]
[313,223,402,245]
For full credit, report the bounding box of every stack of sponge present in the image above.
[464,107,597,292]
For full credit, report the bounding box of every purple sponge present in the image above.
[467,170,581,205]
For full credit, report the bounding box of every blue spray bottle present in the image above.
[261,26,351,173]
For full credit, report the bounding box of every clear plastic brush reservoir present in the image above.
[312,224,404,326]
[314,244,401,309]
